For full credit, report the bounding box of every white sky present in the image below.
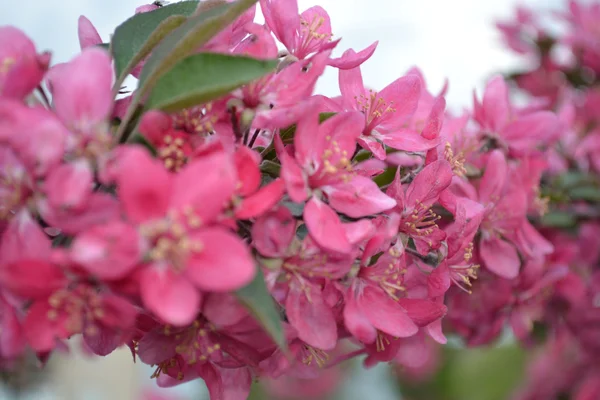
[1,0,566,111]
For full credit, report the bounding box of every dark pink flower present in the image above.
[0,26,51,100]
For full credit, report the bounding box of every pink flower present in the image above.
[473,76,560,154]
[0,256,136,355]
[387,159,454,254]
[344,243,447,357]
[104,146,255,325]
[0,26,51,100]
[335,65,442,159]
[277,110,395,252]
[77,16,102,50]
[46,47,114,157]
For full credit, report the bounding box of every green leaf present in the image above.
[111,1,198,87]
[281,201,305,217]
[236,269,287,351]
[145,53,277,112]
[117,0,258,142]
[136,0,257,98]
[259,159,282,178]
[539,210,577,228]
[569,185,600,202]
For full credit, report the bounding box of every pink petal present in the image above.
[0,210,51,264]
[321,111,365,158]
[343,219,376,245]
[70,220,141,280]
[286,285,337,350]
[328,41,379,70]
[378,74,421,127]
[171,151,236,224]
[277,138,309,203]
[49,47,113,127]
[44,159,93,211]
[405,160,453,209]
[359,285,418,338]
[304,197,351,254]
[235,178,285,220]
[137,330,178,365]
[0,259,66,300]
[425,319,447,344]
[116,147,172,224]
[343,289,377,343]
[379,128,440,152]
[478,150,507,204]
[480,236,521,279]
[186,228,255,292]
[502,111,560,151]
[38,192,120,235]
[259,0,299,51]
[481,75,510,132]
[77,16,102,50]
[23,301,59,352]
[234,146,261,197]
[339,66,365,110]
[293,110,325,169]
[140,268,201,326]
[421,96,446,140]
[251,206,295,258]
[323,175,396,218]
[397,298,447,327]
[216,366,253,400]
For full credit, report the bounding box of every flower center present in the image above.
[46,285,106,336]
[158,134,188,172]
[298,15,333,57]
[141,209,204,273]
[444,142,467,176]
[0,57,15,75]
[355,90,397,132]
[173,104,218,135]
[403,200,441,240]
[301,344,329,367]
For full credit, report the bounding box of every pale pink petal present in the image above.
[49,47,113,127]
[260,0,299,51]
[77,16,102,50]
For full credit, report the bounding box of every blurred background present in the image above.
[0,0,569,399]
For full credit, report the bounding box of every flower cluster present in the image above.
[0,0,597,399]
